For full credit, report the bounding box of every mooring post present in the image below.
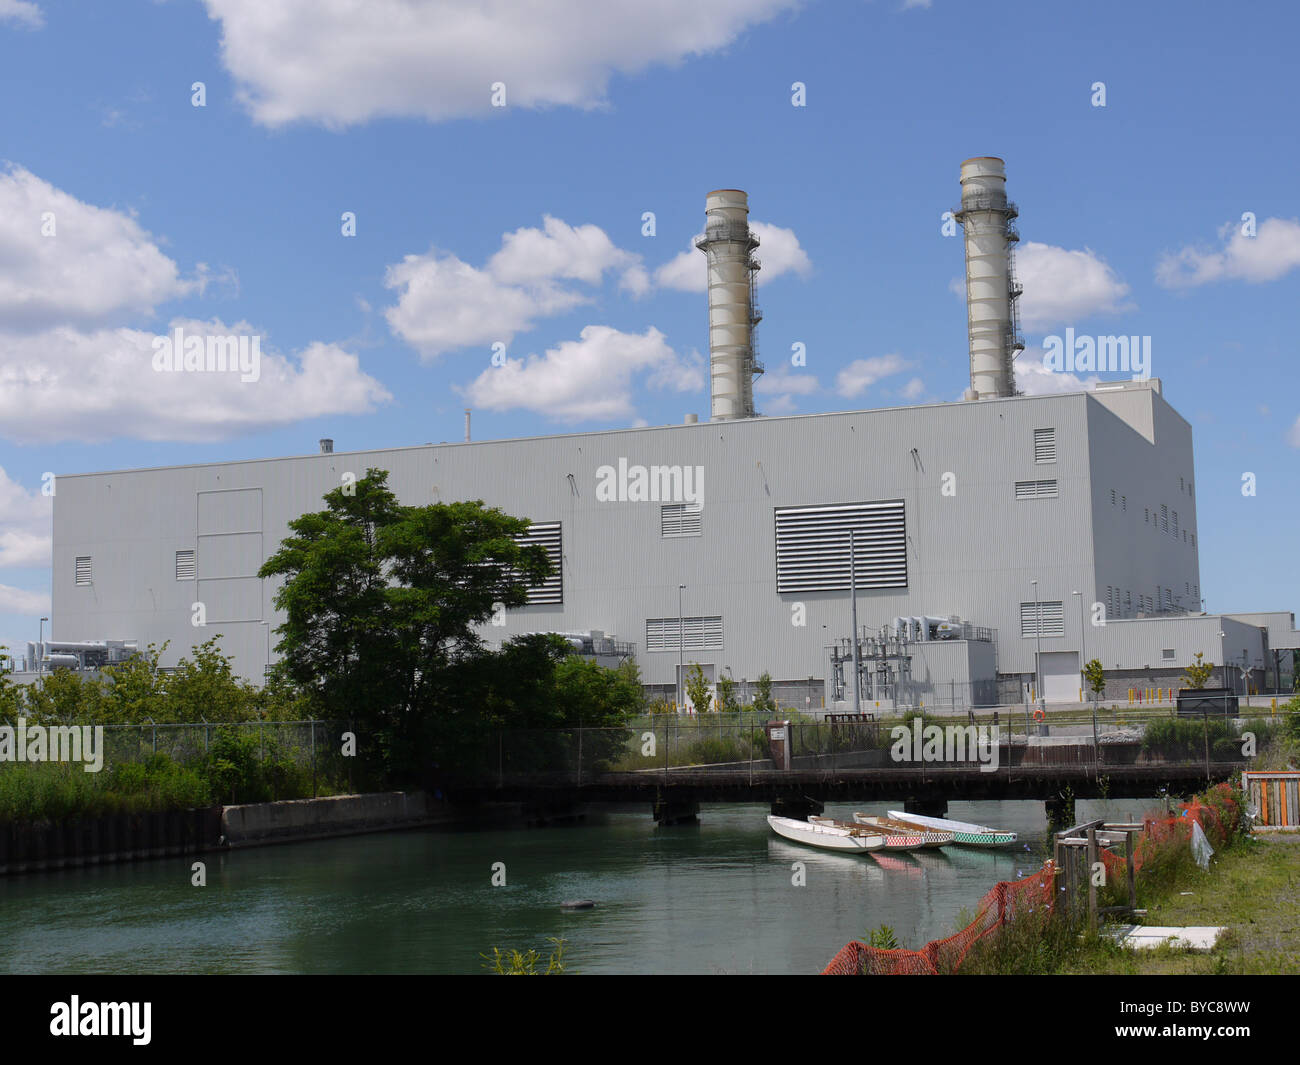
[1086,827,1098,936]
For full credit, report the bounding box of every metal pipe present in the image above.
[850,530,861,715]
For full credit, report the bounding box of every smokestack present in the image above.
[955,157,1023,399]
[695,189,763,420]
[464,408,471,443]
[319,438,333,454]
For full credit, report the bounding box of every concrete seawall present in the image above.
[220,791,452,848]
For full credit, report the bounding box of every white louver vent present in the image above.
[1014,480,1058,500]
[1033,428,1056,464]
[660,503,703,538]
[74,556,92,586]
[646,615,723,652]
[1020,600,1065,638]
[774,500,907,593]
[175,549,197,581]
[514,521,563,604]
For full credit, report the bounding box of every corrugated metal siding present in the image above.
[51,389,1201,685]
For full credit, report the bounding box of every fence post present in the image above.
[1125,830,1137,911]
[311,718,317,798]
[1203,710,1210,782]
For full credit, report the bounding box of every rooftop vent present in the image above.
[319,439,333,454]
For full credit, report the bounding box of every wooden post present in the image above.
[1053,837,1065,921]
[1125,829,1137,912]
[1086,827,1098,936]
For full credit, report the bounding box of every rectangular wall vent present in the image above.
[515,521,563,605]
[175,549,197,581]
[74,556,92,586]
[660,503,703,538]
[1020,600,1065,638]
[646,616,723,652]
[1033,428,1056,464]
[1015,480,1059,500]
[773,500,907,593]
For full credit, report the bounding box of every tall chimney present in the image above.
[695,189,763,420]
[955,157,1023,399]
[464,408,471,443]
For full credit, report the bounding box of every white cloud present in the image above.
[385,216,647,358]
[0,319,392,444]
[1013,346,1102,396]
[755,368,819,412]
[0,0,42,28]
[655,220,812,293]
[900,377,925,399]
[1156,217,1300,288]
[1015,241,1133,330]
[836,354,908,399]
[202,0,799,128]
[1288,415,1300,449]
[0,583,49,615]
[0,166,194,331]
[459,325,702,422]
[0,467,51,569]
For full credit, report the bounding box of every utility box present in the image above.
[1176,687,1238,718]
[766,720,792,771]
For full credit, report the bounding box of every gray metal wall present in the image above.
[52,383,1200,691]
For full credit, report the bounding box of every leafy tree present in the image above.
[752,671,775,715]
[684,663,712,713]
[0,646,19,719]
[258,469,553,780]
[1083,658,1106,702]
[1182,651,1215,690]
[714,673,740,713]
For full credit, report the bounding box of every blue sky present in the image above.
[1,0,1297,659]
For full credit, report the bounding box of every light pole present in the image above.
[677,584,686,712]
[849,529,861,715]
[1031,580,1043,709]
[1217,631,1227,690]
[38,616,48,675]
[1073,590,1087,704]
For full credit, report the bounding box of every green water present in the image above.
[0,799,1147,974]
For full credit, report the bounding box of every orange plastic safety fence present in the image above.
[822,785,1241,975]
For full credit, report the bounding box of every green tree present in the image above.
[752,671,775,715]
[1181,651,1215,690]
[684,663,712,713]
[1083,658,1105,702]
[715,673,740,713]
[258,469,552,780]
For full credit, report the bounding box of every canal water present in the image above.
[0,798,1155,975]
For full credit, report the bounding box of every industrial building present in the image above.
[41,159,1300,707]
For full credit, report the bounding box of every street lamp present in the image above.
[38,616,48,675]
[677,584,686,712]
[1031,580,1043,709]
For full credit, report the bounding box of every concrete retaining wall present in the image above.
[220,791,446,848]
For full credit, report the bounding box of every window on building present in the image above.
[1180,476,1184,492]
[660,503,703,538]
[1162,648,1175,660]
[1191,533,1196,547]
[646,615,723,652]
[1163,588,1172,609]
[1020,601,1065,638]
[1124,590,1132,614]
[514,521,563,604]
[1014,479,1058,500]
[175,549,196,581]
[74,556,92,586]
[774,500,907,592]
[1033,428,1056,464]
[1144,507,1149,524]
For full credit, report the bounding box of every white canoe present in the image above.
[853,813,954,849]
[885,810,1018,848]
[767,815,886,851]
[816,815,926,852]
